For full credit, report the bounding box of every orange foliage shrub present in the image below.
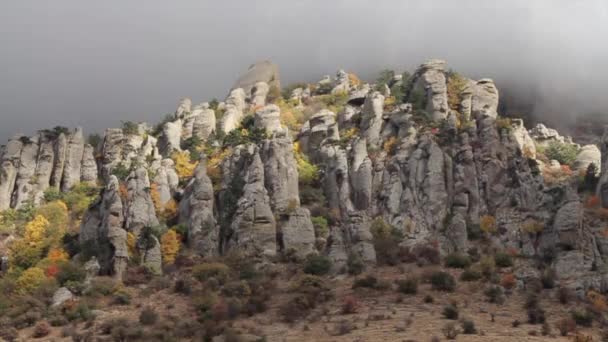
[161,229,181,265]
[150,183,162,214]
[480,215,496,234]
[47,248,69,263]
[586,196,600,208]
[127,232,137,257]
[348,73,362,88]
[46,264,60,278]
[119,183,129,201]
[161,199,179,222]
[500,273,516,290]
[587,290,608,314]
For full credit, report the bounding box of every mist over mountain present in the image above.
[1,0,607,141]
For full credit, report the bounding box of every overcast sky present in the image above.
[1,1,607,143]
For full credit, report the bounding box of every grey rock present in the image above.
[0,137,23,210]
[80,144,98,183]
[32,132,56,205]
[254,104,285,136]
[471,79,499,119]
[511,119,536,158]
[52,287,74,307]
[260,137,299,212]
[175,97,192,119]
[61,128,85,192]
[281,207,316,258]
[139,235,162,275]
[360,91,385,148]
[411,59,449,121]
[179,157,218,257]
[192,103,216,141]
[12,135,39,208]
[251,81,270,107]
[332,69,350,94]
[153,159,179,206]
[574,144,601,175]
[159,119,182,156]
[124,167,159,236]
[50,133,68,188]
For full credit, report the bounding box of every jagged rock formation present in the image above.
[124,167,159,235]
[0,128,98,210]
[409,59,449,121]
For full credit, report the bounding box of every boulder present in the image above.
[574,145,601,175]
[52,287,74,307]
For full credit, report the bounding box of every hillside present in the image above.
[0,59,607,341]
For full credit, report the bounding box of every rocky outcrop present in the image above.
[153,159,179,206]
[175,98,192,119]
[191,103,216,141]
[529,123,573,147]
[124,167,159,236]
[139,235,162,275]
[255,105,285,136]
[51,133,68,188]
[220,88,247,134]
[411,59,449,121]
[100,128,125,180]
[0,137,23,210]
[280,208,316,258]
[61,128,85,192]
[332,70,350,94]
[80,144,98,183]
[598,127,608,208]
[12,136,39,208]
[233,61,280,95]
[32,132,56,205]
[251,82,269,107]
[511,119,536,159]
[159,119,182,156]
[300,109,339,161]
[360,91,385,149]
[574,145,601,175]
[471,79,499,119]
[349,138,373,211]
[179,158,218,257]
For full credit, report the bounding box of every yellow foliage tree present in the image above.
[383,137,399,155]
[293,142,318,185]
[36,201,68,246]
[161,199,179,222]
[150,183,162,214]
[24,215,49,245]
[127,232,137,257]
[161,229,181,264]
[16,267,47,294]
[480,215,497,234]
[172,151,198,179]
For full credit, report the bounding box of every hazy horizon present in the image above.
[1,0,607,143]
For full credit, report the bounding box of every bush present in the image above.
[444,253,471,268]
[480,215,497,234]
[396,277,418,295]
[460,268,482,281]
[442,304,459,320]
[192,262,231,283]
[461,319,476,334]
[424,295,434,303]
[16,267,47,294]
[33,321,51,338]
[352,275,378,289]
[139,307,158,325]
[442,322,458,340]
[303,254,332,276]
[311,216,329,239]
[341,296,360,314]
[494,252,513,268]
[541,269,556,289]
[571,309,593,327]
[121,121,139,135]
[484,286,505,304]
[558,287,573,304]
[430,271,456,292]
[56,262,86,286]
[347,253,365,275]
[527,306,546,325]
[500,273,516,290]
[556,317,575,336]
[545,141,579,166]
[174,277,194,295]
[113,290,132,305]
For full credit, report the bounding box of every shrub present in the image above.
[0,327,18,342]
[33,320,51,338]
[557,317,575,336]
[352,275,378,289]
[121,121,139,135]
[479,256,497,278]
[160,229,181,264]
[396,277,418,295]
[347,253,365,275]
[311,216,329,239]
[460,268,482,281]
[16,267,47,294]
[442,304,459,320]
[56,262,86,286]
[139,307,158,325]
[444,253,471,268]
[192,262,230,283]
[85,277,116,297]
[500,273,516,290]
[172,151,198,180]
[494,252,513,268]
[541,269,556,289]
[461,319,476,334]
[484,286,504,304]
[558,287,573,304]
[383,137,399,155]
[424,295,434,303]
[545,141,578,166]
[430,271,456,292]
[303,254,332,276]
[442,322,458,340]
[113,289,132,305]
[480,215,497,234]
[341,296,360,314]
[174,277,194,295]
[527,306,546,325]
[571,309,593,327]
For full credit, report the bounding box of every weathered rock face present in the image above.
[233,61,280,96]
[61,128,85,192]
[32,132,56,205]
[139,235,162,275]
[80,144,98,184]
[13,136,39,208]
[124,167,159,236]
[574,144,601,175]
[332,69,350,94]
[191,103,216,141]
[222,149,277,258]
[529,123,573,147]
[51,133,68,188]
[251,81,269,107]
[280,208,316,258]
[175,97,192,119]
[153,159,179,206]
[350,138,373,211]
[360,91,385,149]
[80,176,127,280]
[254,105,285,136]
[471,79,499,119]
[411,59,449,121]
[220,88,247,134]
[0,137,23,210]
[100,128,125,180]
[300,109,339,161]
[260,137,299,212]
[159,119,183,156]
[599,127,608,208]
[511,119,536,159]
[179,158,218,257]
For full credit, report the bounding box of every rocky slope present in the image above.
[1,59,608,340]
